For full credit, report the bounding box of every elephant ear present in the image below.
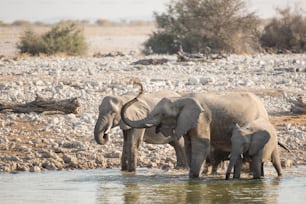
[175,98,204,138]
[248,130,270,156]
[119,99,150,130]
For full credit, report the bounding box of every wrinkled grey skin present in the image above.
[121,94,212,178]
[94,91,188,172]
[121,89,283,179]
[226,118,282,179]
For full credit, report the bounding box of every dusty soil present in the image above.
[0,24,155,57]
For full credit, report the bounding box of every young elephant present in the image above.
[226,118,282,179]
[94,90,188,172]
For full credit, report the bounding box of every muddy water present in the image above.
[0,166,305,204]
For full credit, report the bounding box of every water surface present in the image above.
[0,166,306,204]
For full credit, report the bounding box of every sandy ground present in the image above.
[0,24,155,57]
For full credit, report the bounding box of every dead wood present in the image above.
[0,94,80,114]
[290,96,306,114]
[176,50,227,62]
[131,58,169,65]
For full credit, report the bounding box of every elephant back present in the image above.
[193,92,269,149]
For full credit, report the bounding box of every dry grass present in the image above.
[0,24,156,56]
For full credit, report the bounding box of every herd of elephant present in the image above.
[94,81,290,180]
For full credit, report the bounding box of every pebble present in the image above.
[0,54,305,172]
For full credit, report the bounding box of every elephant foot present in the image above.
[225,173,230,180]
[189,171,200,178]
[252,174,262,179]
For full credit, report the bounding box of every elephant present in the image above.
[225,118,282,179]
[121,92,212,178]
[120,83,284,179]
[94,89,188,172]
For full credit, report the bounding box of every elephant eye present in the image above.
[246,127,253,132]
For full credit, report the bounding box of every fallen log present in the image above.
[0,94,80,114]
[290,96,306,114]
[176,49,227,62]
[131,58,169,65]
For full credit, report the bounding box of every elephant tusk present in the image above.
[105,128,111,134]
[228,153,231,159]
[240,154,244,159]
[144,123,155,127]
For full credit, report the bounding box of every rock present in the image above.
[281,159,293,168]
[104,150,121,158]
[200,77,214,85]
[61,141,85,149]
[62,154,79,167]
[30,166,41,172]
[187,78,199,85]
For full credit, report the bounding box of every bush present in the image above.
[18,30,47,55]
[144,32,180,54]
[260,7,306,53]
[12,20,32,27]
[17,22,87,56]
[144,0,260,54]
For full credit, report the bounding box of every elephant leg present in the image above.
[121,131,129,171]
[189,137,210,178]
[210,156,222,175]
[233,157,242,179]
[205,150,215,175]
[202,153,216,175]
[271,147,283,176]
[124,128,145,172]
[169,137,188,169]
[184,135,192,167]
[251,151,263,179]
[261,162,264,177]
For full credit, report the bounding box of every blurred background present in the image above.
[0,0,306,23]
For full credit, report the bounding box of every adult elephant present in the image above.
[121,87,212,178]
[121,83,283,179]
[94,88,188,172]
[226,118,281,179]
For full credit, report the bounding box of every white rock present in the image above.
[187,78,199,85]
[200,77,214,85]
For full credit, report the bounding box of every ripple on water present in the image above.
[0,166,305,204]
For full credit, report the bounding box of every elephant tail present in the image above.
[278,141,291,153]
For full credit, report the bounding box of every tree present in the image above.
[260,6,306,53]
[144,0,260,54]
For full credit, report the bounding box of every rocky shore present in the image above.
[0,53,305,173]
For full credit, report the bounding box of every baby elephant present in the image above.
[226,118,282,179]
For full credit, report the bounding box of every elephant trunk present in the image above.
[94,118,110,145]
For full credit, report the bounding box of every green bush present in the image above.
[18,30,47,55]
[144,32,179,54]
[17,22,87,56]
[260,7,306,53]
[144,0,260,54]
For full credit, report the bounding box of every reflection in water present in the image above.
[95,169,282,204]
[0,166,305,204]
